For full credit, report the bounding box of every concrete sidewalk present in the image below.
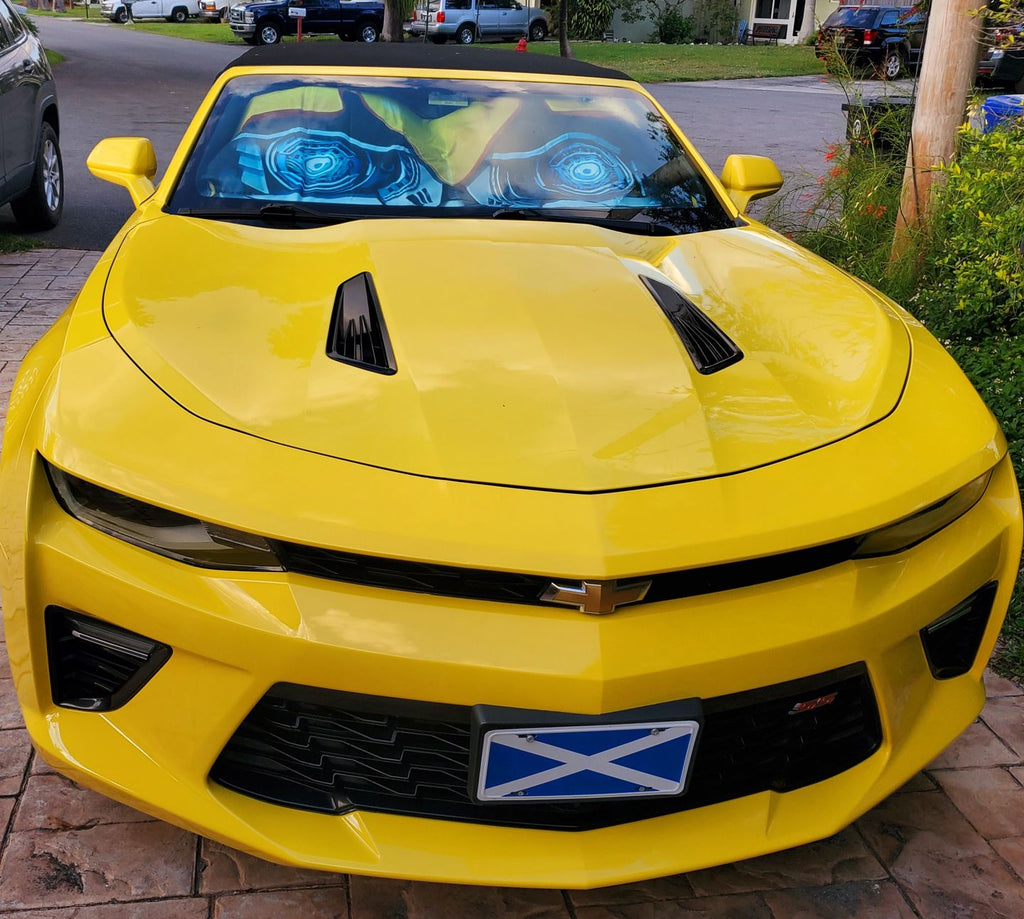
[1,249,1023,918]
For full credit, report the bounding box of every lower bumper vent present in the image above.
[211,664,881,831]
[45,607,171,712]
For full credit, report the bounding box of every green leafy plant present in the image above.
[616,0,693,43]
[558,0,615,40]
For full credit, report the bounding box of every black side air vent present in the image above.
[45,607,171,712]
[641,276,743,374]
[327,273,396,375]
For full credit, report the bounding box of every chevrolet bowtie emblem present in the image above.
[540,579,652,615]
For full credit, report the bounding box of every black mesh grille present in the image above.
[45,608,172,712]
[326,272,396,374]
[271,537,861,608]
[641,275,743,374]
[211,665,882,830]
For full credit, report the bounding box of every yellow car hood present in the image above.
[103,215,909,493]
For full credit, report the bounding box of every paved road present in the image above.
[2,19,911,250]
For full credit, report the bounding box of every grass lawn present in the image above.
[0,233,41,254]
[527,42,825,83]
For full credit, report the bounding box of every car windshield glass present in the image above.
[167,75,733,235]
[822,8,879,28]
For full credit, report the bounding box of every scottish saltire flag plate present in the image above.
[476,721,700,802]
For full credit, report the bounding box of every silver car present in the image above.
[408,0,549,44]
[0,0,62,229]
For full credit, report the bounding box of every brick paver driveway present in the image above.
[2,250,1023,918]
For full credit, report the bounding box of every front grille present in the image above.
[211,665,882,830]
[271,537,861,609]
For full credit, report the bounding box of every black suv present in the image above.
[0,0,62,229]
[816,5,927,80]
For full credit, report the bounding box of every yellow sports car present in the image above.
[1,43,1020,888]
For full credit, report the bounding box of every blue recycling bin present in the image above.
[980,94,1024,133]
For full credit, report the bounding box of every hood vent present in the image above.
[327,273,396,375]
[641,276,742,375]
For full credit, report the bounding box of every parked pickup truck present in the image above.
[228,0,384,45]
[100,0,199,22]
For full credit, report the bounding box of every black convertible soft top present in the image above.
[225,41,631,82]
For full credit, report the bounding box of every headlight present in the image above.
[245,11,254,21]
[852,471,992,558]
[45,461,283,571]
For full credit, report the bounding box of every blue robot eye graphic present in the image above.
[234,129,442,206]
[467,134,637,207]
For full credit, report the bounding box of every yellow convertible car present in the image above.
[1,43,1020,888]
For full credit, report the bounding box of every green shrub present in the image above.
[656,9,692,43]
[912,127,1024,339]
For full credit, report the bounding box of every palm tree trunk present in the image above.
[383,0,405,41]
[558,0,573,57]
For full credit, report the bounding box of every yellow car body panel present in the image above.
[2,50,1021,887]
[103,216,910,492]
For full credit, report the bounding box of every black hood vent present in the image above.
[641,276,742,375]
[327,273,396,375]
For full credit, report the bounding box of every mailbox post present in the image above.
[288,5,306,41]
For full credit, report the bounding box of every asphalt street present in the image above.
[4,19,906,250]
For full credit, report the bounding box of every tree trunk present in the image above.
[891,0,985,258]
[558,0,573,57]
[794,0,817,44]
[383,0,404,41]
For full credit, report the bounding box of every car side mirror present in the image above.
[87,138,158,208]
[719,154,784,214]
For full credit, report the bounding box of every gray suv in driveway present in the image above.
[0,0,62,229]
[408,0,550,44]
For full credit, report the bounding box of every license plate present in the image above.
[476,720,699,802]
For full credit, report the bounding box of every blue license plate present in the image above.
[476,720,699,802]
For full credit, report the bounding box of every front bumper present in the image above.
[5,446,1021,887]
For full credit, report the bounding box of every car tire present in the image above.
[256,19,281,44]
[881,48,903,80]
[456,24,474,44]
[169,7,188,22]
[114,6,127,22]
[10,123,63,232]
[430,35,447,44]
[528,20,547,41]
[357,17,380,42]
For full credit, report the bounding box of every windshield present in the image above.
[822,8,880,28]
[168,75,733,235]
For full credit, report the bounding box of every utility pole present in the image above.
[891,0,985,258]
[559,0,573,57]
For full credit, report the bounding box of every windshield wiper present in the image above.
[175,204,360,226]
[489,207,673,236]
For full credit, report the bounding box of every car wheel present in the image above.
[114,6,127,22]
[357,17,380,42]
[10,123,63,232]
[456,24,474,44]
[881,48,903,80]
[169,7,188,22]
[430,35,447,44]
[256,20,281,44]
[528,20,547,41]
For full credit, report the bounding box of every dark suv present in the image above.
[0,0,62,230]
[816,5,927,80]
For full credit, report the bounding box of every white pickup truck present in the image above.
[100,0,199,22]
